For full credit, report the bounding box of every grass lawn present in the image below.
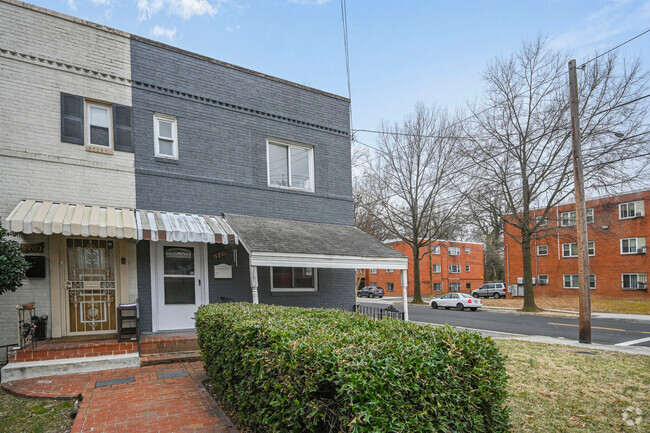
[497,339,650,432]
[0,388,75,433]
[481,297,650,315]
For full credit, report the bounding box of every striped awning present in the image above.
[136,210,237,244]
[6,200,138,239]
[6,201,238,244]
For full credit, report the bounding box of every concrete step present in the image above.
[140,351,202,366]
[1,353,140,383]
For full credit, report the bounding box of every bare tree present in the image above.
[465,192,506,282]
[361,104,465,304]
[463,37,650,311]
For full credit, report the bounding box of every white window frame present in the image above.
[621,237,645,254]
[266,138,315,192]
[449,264,461,274]
[154,113,178,159]
[270,267,318,293]
[448,246,460,256]
[538,274,549,284]
[622,273,648,290]
[385,269,393,274]
[619,201,645,219]
[562,241,595,257]
[537,245,548,256]
[563,274,596,289]
[431,245,440,255]
[433,282,442,291]
[465,247,470,254]
[370,268,377,274]
[86,101,113,151]
[386,282,394,292]
[432,264,441,273]
[465,265,471,272]
[561,211,576,227]
[449,282,461,292]
[536,215,547,226]
[586,208,594,224]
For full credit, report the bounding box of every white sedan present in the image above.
[430,293,482,311]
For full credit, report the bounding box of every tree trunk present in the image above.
[521,231,539,311]
[412,244,423,304]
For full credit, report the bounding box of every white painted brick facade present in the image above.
[0,1,136,347]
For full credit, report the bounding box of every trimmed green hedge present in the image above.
[196,303,509,433]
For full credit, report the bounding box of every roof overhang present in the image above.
[224,213,407,270]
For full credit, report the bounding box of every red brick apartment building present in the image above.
[357,240,485,297]
[504,190,649,299]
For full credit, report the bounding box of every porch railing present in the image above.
[354,304,405,321]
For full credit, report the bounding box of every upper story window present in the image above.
[560,209,593,226]
[562,241,595,257]
[620,201,645,219]
[60,93,133,154]
[370,268,377,274]
[154,114,178,159]
[432,264,441,273]
[87,102,112,149]
[386,269,393,274]
[267,139,314,192]
[621,237,646,254]
[431,245,440,254]
[448,246,460,256]
[537,245,548,256]
[536,215,547,226]
[449,264,461,273]
[465,247,470,254]
[465,265,471,272]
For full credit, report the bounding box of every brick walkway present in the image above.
[2,361,238,433]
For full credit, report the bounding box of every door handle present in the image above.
[198,279,201,286]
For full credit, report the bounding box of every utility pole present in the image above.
[568,59,591,344]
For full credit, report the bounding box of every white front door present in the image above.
[153,242,207,331]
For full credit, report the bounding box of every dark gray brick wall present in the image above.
[132,38,355,326]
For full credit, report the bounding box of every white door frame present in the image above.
[150,241,209,332]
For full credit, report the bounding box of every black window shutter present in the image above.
[61,93,84,144]
[113,105,134,152]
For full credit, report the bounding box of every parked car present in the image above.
[430,293,481,311]
[357,286,385,298]
[471,282,507,299]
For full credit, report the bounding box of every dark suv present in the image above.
[357,286,385,298]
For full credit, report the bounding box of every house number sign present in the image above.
[21,243,44,254]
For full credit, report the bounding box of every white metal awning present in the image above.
[6,200,138,239]
[135,210,237,244]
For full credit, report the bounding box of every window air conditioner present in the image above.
[638,247,647,254]
[517,277,524,284]
[532,277,537,285]
[637,282,647,290]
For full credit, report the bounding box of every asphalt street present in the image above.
[358,299,650,347]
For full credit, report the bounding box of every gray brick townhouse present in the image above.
[1,0,406,342]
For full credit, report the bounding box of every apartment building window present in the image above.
[271,267,317,292]
[356,269,364,274]
[561,211,576,226]
[432,264,441,273]
[562,241,595,257]
[536,215,547,226]
[449,282,461,292]
[267,139,314,191]
[537,245,548,256]
[386,269,394,274]
[620,201,645,219]
[431,245,440,254]
[386,282,394,292]
[370,269,377,274]
[465,247,470,254]
[370,282,378,287]
[465,265,471,272]
[154,114,178,159]
[433,282,442,291]
[449,247,460,256]
[621,237,646,254]
[622,273,648,290]
[563,274,596,289]
[466,283,472,290]
[538,274,549,285]
[449,264,461,273]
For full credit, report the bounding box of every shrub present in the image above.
[196,303,509,433]
[0,221,30,296]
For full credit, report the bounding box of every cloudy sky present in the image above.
[31,0,650,142]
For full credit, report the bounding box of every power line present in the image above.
[594,92,650,115]
[578,27,650,68]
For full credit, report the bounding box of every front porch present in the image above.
[1,331,201,383]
